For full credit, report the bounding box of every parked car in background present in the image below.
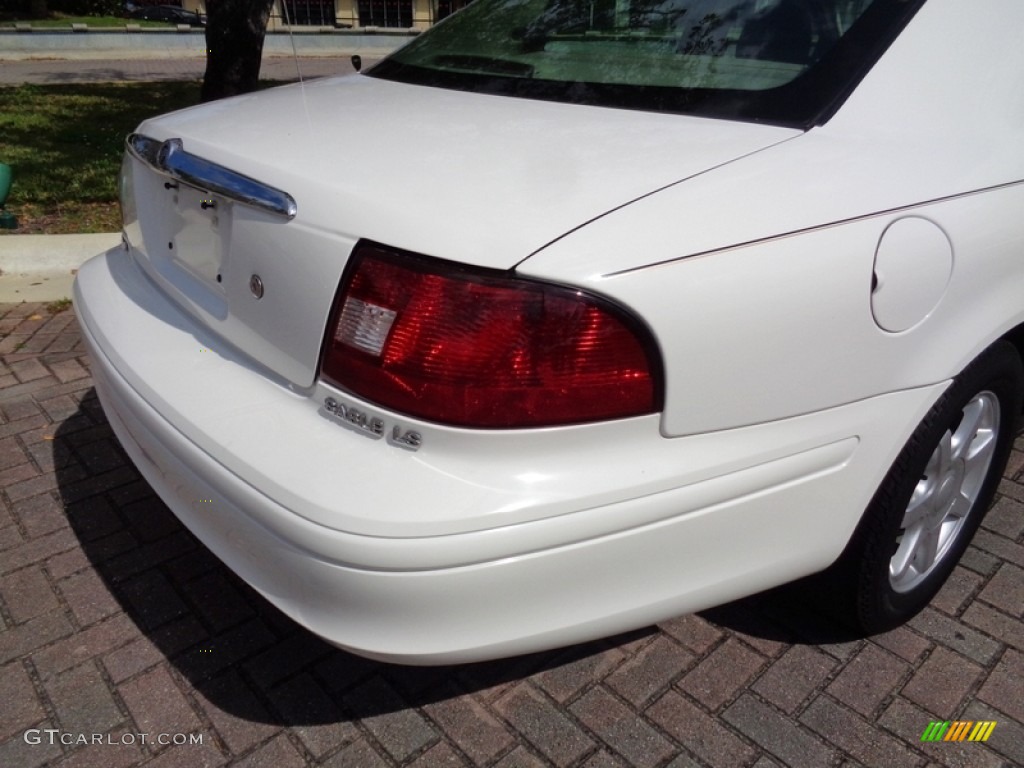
[127,4,204,25]
[75,0,1024,664]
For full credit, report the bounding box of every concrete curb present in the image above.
[0,232,118,272]
[0,232,119,302]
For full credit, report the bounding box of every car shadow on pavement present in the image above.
[53,390,879,728]
[697,580,865,647]
[53,391,664,724]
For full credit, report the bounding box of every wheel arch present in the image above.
[814,336,1023,632]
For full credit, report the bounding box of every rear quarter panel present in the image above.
[520,0,1024,436]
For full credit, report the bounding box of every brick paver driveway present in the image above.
[1,301,1022,768]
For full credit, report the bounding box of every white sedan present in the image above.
[74,0,1024,663]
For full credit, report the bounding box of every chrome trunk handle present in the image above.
[126,133,297,220]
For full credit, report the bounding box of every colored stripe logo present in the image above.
[921,721,997,742]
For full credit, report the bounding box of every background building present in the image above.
[148,0,473,29]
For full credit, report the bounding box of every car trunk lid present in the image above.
[124,74,798,388]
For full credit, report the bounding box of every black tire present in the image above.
[834,341,1023,634]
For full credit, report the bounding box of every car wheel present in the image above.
[839,341,1022,634]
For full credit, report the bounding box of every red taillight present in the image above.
[319,243,661,428]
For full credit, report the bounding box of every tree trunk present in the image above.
[201,0,275,102]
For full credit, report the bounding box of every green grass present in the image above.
[46,297,73,313]
[0,82,202,234]
[1,15,171,28]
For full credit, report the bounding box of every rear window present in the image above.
[369,0,925,127]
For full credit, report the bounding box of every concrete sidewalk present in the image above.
[0,235,119,303]
[0,28,408,63]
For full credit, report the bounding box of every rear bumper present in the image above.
[74,245,947,663]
